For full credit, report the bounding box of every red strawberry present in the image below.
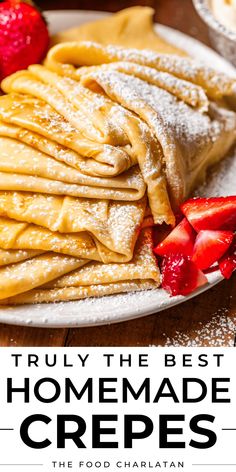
[161,254,207,296]
[0,0,50,81]
[154,217,196,257]
[219,238,236,279]
[192,230,234,270]
[181,196,236,232]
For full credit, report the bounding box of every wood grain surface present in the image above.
[0,0,235,347]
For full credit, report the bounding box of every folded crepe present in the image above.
[0,134,145,201]
[1,228,160,305]
[51,6,186,56]
[0,192,146,263]
[0,95,135,178]
[2,69,120,144]
[1,71,174,224]
[5,58,233,208]
[0,248,41,267]
[75,62,209,112]
[0,217,99,262]
[4,60,233,209]
[45,41,236,106]
[0,253,87,301]
[81,68,236,203]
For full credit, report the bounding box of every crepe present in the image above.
[0,95,135,178]
[51,6,186,56]
[4,56,232,208]
[1,70,174,224]
[0,248,41,267]
[1,228,160,304]
[81,68,236,203]
[0,134,145,201]
[0,192,146,263]
[75,62,209,112]
[44,41,236,203]
[2,53,236,217]
[0,253,86,301]
[2,69,120,144]
[45,41,236,105]
[0,215,145,264]
[0,216,99,261]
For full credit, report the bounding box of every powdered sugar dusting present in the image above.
[82,68,236,200]
[164,301,236,347]
[197,147,236,197]
[70,39,236,98]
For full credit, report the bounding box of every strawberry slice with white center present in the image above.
[154,218,196,257]
[192,230,234,270]
[161,254,207,296]
[181,196,236,232]
[219,239,236,279]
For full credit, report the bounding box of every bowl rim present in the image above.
[193,0,236,41]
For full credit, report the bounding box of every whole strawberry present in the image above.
[0,0,49,81]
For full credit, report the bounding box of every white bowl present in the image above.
[193,0,236,65]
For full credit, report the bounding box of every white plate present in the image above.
[0,10,235,328]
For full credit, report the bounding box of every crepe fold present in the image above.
[0,248,41,267]
[0,95,135,178]
[1,228,160,305]
[51,6,187,56]
[0,192,146,263]
[45,40,236,105]
[3,60,234,210]
[0,253,87,301]
[0,134,145,202]
[3,56,235,211]
[81,69,236,203]
[1,69,174,224]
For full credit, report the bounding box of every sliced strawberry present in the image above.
[219,239,236,279]
[192,230,234,270]
[161,254,207,296]
[181,196,236,232]
[154,218,196,257]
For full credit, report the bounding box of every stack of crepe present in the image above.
[0,7,235,305]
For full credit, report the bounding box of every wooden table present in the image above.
[0,0,235,347]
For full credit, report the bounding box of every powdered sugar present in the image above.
[69,39,236,100]
[197,147,236,197]
[82,67,236,202]
[164,301,236,347]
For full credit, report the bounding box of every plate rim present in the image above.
[0,9,234,328]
